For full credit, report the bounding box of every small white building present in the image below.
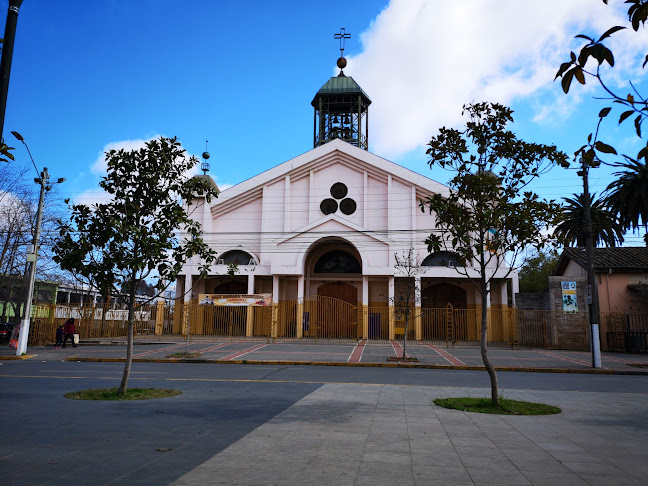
[177,58,517,341]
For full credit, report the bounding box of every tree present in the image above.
[518,250,560,294]
[555,0,647,240]
[421,102,567,406]
[391,248,424,360]
[605,159,648,244]
[54,137,219,395]
[554,192,625,247]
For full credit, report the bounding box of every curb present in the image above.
[66,357,648,375]
[0,354,37,360]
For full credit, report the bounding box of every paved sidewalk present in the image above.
[172,383,648,485]
[2,340,648,374]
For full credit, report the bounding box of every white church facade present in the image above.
[176,51,518,343]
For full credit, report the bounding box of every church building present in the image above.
[176,38,518,343]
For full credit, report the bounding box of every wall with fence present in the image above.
[22,300,648,352]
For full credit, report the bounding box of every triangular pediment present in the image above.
[211,139,449,217]
[275,214,390,246]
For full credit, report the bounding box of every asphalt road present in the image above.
[1,362,647,485]
[2,360,648,393]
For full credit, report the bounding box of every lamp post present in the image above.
[11,131,65,356]
[577,157,602,368]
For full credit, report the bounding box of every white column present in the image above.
[511,276,519,307]
[185,274,193,303]
[247,273,255,294]
[500,280,508,308]
[272,275,280,303]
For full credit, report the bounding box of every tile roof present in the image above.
[557,247,648,273]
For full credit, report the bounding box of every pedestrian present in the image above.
[54,324,64,349]
[62,318,77,348]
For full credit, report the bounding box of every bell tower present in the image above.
[312,28,371,150]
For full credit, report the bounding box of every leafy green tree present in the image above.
[605,159,648,244]
[554,192,625,247]
[421,102,566,406]
[518,250,560,294]
[54,137,218,395]
[555,0,647,241]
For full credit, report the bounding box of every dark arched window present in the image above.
[314,250,361,273]
[219,250,255,265]
[421,251,465,268]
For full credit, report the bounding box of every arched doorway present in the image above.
[317,281,357,307]
[422,283,467,309]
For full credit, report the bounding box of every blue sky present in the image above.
[4,0,647,246]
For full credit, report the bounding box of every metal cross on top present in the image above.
[334,28,351,57]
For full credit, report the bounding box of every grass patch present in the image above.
[65,388,181,401]
[434,397,560,415]
[166,352,203,358]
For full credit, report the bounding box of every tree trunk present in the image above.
[117,282,136,396]
[480,283,499,406]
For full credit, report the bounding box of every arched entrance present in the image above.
[301,239,362,340]
[422,283,467,309]
[317,281,357,307]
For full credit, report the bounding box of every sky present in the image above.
[3,0,648,246]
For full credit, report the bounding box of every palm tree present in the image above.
[605,158,648,242]
[554,193,625,247]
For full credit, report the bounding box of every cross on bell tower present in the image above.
[311,28,371,150]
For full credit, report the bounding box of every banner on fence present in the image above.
[561,281,578,312]
[198,294,272,306]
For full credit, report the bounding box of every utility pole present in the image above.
[15,167,47,356]
[578,159,602,368]
[0,0,24,141]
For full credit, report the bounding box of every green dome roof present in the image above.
[311,75,371,107]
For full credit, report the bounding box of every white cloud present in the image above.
[344,0,647,157]
[77,136,234,205]
[90,136,161,175]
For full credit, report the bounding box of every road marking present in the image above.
[348,340,366,363]
[134,343,187,358]
[221,343,268,361]
[535,350,593,367]
[198,342,240,353]
[424,343,466,366]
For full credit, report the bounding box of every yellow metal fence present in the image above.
[20,300,648,352]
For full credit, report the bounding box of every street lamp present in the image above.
[11,131,65,356]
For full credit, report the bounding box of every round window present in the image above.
[330,182,348,199]
[339,198,357,215]
[320,198,338,215]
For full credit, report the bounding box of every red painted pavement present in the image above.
[221,343,268,361]
[134,343,187,358]
[348,339,366,363]
[425,343,466,366]
[199,342,242,353]
[390,340,404,358]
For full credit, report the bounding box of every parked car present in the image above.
[0,323,13,342]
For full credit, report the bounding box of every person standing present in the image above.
[62,318,77,348]
[54,324,64,349]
